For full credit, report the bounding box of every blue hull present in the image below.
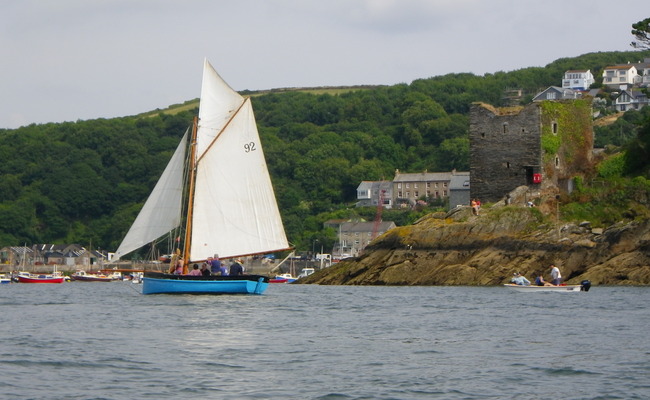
[142,273,269,295]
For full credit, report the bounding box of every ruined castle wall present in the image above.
[469,103,542,202]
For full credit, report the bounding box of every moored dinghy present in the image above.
[113,59,290,295]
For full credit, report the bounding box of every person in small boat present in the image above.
[200,263,211,276]
[209,254,222,275]
[173,263,183,275]
[535,275,553,286]
[550,264,562,285]
[511,272,530,286]
[229,259,244,276]
[188,263,202,276]
[219,262,229,276]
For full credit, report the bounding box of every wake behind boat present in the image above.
[112,59,290,295]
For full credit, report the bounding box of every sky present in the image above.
[1,0,649,129]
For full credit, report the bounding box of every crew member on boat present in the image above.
[549,264,562,285]
[511,272,530,286]
[200,263,211,276]
[534,275,553,286]
[188,264,202,276]
[169,249,183,274]
[229,259,244,276]
[209,254,222,275]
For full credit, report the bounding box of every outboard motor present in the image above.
[580,280,591,292]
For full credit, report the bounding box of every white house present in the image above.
[602,65,639,89]
[562,69,594,91]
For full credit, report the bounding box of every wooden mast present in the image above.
[181,116,199,274]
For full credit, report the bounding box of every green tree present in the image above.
[437,137,470,170]
[631,18,650,49]
[624,114,650,175]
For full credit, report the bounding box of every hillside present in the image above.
[0,50,649,255]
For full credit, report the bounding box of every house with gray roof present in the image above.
[532,87,582,102]
[356,180,393,209]
[614,89,649,112]
[448,171,470,210]
[393,169,453,208]
[334,220,396,257]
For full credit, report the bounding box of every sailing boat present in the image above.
[113,59,290,295]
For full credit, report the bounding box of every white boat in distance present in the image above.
[504,280,591,293]
[113,59,291,295]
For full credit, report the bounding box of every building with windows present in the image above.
[356,180,393,209]
[448,171,470,210]
[393,170,452,208]
[614,89,649,111]
[562,69,594,91]
[331,220,397,257]
[532,87,582,102]
[356,170,469,210]
[602,65,640,89]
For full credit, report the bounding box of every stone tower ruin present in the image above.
[469,100,593,203]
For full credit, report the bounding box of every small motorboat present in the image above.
[297,268,315,279]
[70,270,114,282]
[504,280,591,292]
[269,273,297,283]
[0,274,11,284]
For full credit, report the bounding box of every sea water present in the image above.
[0,282,648,399]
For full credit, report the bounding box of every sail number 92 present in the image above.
[244,142,257,153]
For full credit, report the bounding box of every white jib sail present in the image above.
[190,97,289,261]
[113,130,188,260]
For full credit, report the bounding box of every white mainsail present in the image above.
[190,62,289,261]
[113,130,188,260]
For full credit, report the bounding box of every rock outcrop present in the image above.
[300,205,650,286]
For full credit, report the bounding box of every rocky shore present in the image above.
[298,202,650,286]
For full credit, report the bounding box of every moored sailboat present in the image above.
[113,59,290,295]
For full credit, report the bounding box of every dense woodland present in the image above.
[1,50,649,257]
